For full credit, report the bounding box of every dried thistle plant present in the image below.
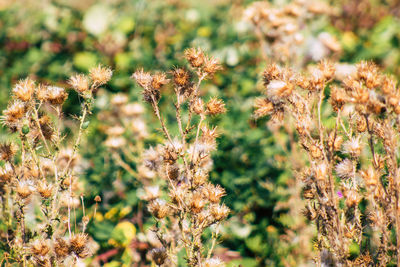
[244,0,341,66]
[101,93,148,174]
[255,60,400,265]
[0,65,112,266]
[132,48,229,266]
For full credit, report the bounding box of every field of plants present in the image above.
[1,0,400,266]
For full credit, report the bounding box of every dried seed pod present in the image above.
[185,47,205,68]
[54,238,70,259]
[210,204,230,221]
[150,247,168,266]
[206,98,226,115]
[89,65,113,86]
[69,233,90,258]
[69,74,89,93]
[13,78,35,102]
[148,199,169,219]
[172,68,190,87]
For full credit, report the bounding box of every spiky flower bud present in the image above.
[151,72,169,90]
[310,144,322,159]
[172,68,190,87]
[210,204,230,221]
[328,132,343,151]
[190,193,206,213]
[185,47,205,68]
[330,86,347,111]
[2,100,26,127]
[37,181,53,199]
[69,233,90,258]
[132,68,152,89]
[13,78,35,102]
[266,80,293,100]
[342,137,362,158]
[45,86,68,105]
[192,98,205,115]
[54,238,70,259]
[344,190,360,207]
[0,163,13,183]
[193,170,208,187]
[30,239,50,256]
[148,199,169,219]
[204,183,226,203]
[254,97,274,118]
[169,185,187,205]
[69,74,89,93]
[335,159,354,179]
[16,179,33,199]
[356,61,380,89]
[203,56,222,78]
[89,65,113,86]
[206,97,226,115]
[318,59,335,80]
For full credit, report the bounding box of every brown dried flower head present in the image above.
[185,47,205,68]
[45,86,68,105]
[266,80,293,100]
[192,97,205,115]
[206,97,226,115]
[204,183,226,203]
[54,238,70,258]
[0,163,13,183]
[172,68,190,87]
[0,143,16,162]
[203,56,222,78]
[89,65,113,86]
[13,78,35,102]
[37,180,53,199]
[16,180,33,199]
[150,247,168,266]
[210,204,230,221]
[263,64,282,85]
[342,137,362,158]
[190,192,206,213]
[335,159,354,179]
[69,74,89,93]
[148,199,169,219]
[151,72,169,90]
[69,233,90,258]
[132,68,152,89]
[30,239,50,257]
[2,100,26,126]
[254,98,274,118]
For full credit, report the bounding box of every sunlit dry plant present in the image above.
[132,48,228,266]
[255,60,400,265]
[244,0,341,66]
[0,65,112,266]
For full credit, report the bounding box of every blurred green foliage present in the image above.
[1,0,400,266]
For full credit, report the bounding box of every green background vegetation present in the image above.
[1,0,400,265]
